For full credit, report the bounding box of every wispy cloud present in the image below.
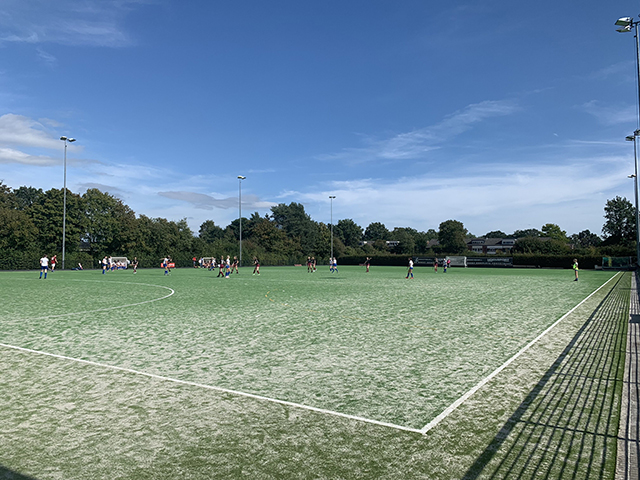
[0,114,61,149]
[317,99,519,164]
[588,61,633,81]
[288,152,630,235]
[579,100,637,126]
[158,191,276,211]
[0,114,98,167]
[0,147,58,166]
[76,182,126,195]
[36,48,57,66]
[0,0,145,48]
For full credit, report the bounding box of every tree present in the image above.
[541,223,567,242]
[82,188,137,257]
[513,236,569,255]
[512,228,542,238]
[270,202,318,254]
[438,220,468,254]
[512,236,544,254]
[29,188,84,254]
[251,218,290,253]
[227,217,249,240]
[570,230,601,249]
[334,219,363,248]
[414,231,432,253]
[13,186,44,210]
[390,228,416,255]
[364,222,390,241]
[0,181,16,208]
[602,196,635,244]
[0,207,38,251]
[199,220,225,243]
[484,230,507,238]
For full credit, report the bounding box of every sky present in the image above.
[1,0,640,238]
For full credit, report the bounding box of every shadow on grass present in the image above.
[0,466,39,480]
[462,273,629,480]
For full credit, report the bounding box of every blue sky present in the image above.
[1,0,639,237]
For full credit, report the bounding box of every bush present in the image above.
[0,250,40,270]
[513,254,602,269]
[338,255,409,266]
[64,252,94,269]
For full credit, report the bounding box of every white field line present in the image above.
[0,342,423,435]
[35,280,175,320]
[419,272,621,435]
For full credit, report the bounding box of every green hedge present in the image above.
[338,255,409,266]
[0,250,40,270]
[513,255,604,269]
[337,254,612,269]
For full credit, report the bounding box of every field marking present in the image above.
[420,272,621,435]
[36,280,175,320]
[0,342,423,435]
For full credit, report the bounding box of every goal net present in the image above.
[446,256,467,267]
[110,257,129,269]
[602,256,634,270]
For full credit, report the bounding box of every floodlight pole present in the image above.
[329,195,336,262]
[60,136,76,270]
[628,133,640,267]
[238,175,246,267]
[617,15,640,266]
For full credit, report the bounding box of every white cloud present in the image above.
[36,48,57,66]
[0,0,144,48]
[0,147,58,166]
[580,100,637,126]
[292,154,630,236]
[158,191,277,211]
[588,61,633,81]
[317,99,519,164]
[0,114,61,149]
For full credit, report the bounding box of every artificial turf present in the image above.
[0,266,627,479]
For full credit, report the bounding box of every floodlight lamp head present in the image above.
[68,138,76,143]
[616,17,633,27]
[329,195,336,199]
[617,26,633,33]
[629,174,636,178]
[626,135,635,141]
[60,136,67,141]
[237,175,246,180]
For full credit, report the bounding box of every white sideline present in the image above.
[0,342,423,435]
[419,272,621,435]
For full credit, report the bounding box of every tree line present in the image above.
[0,181,635,269]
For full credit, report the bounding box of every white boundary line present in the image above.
[0,342,423,435]
[419,272,621,434]
[35,280,175,320]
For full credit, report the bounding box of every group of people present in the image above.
[202,255,261,277]
[101,256,131,274]
[307,256,317,273]
[39,254,84,278]
[329,257,338,273]
[37,254,581,281]
[407,257,453,278]
[432,257,451,273]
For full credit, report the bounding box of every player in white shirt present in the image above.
[406,258,414,279]
[39,255,49,279]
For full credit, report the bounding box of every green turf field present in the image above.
[0,266,628,479]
